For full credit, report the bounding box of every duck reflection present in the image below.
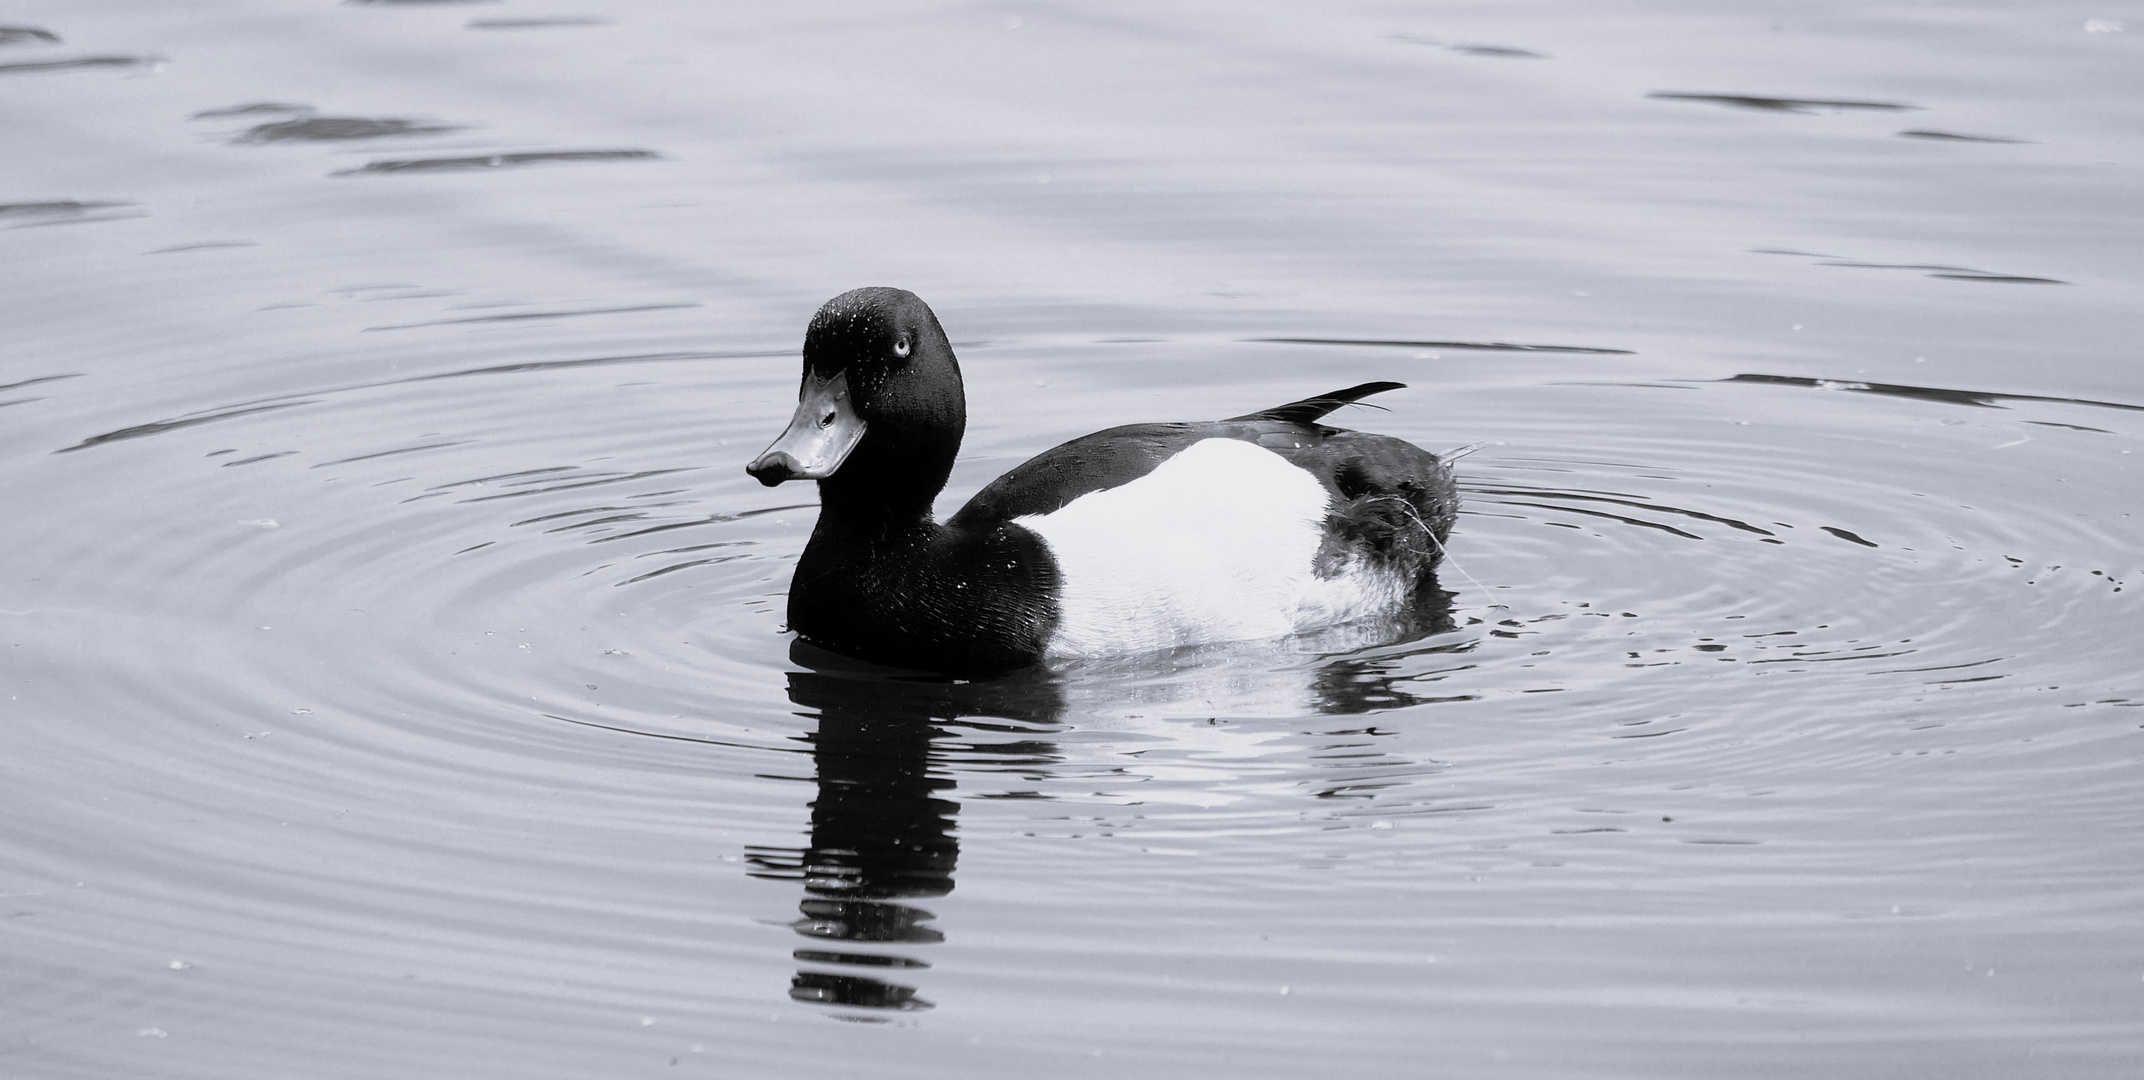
[752,643,1065,1015]
[749,582,1457,1015]
[1298,582,1462,715]
[1049,579,1464,718]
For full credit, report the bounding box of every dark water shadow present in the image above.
[236,116,463,143]
[0,26,59,46]
[192,102,314,119]
[1388,33,1547,59]
[146,241,257,254]
[57,401,320,453]
[0,55,160,76]
[1448,44,1544,58]
[0,374,82,394]
[1463,483,1775,541]
[1819,261,2065,284]
[363,303,697,332]
[1897,129,2031,144]
[1754,247,2068,285]
[1648,92,1918,114]
[1251,336,1634,356]
[3,204,143,232]
[1926,273,2068,284]
[333,150,659,176]
[2,201,141,229]
[467,17,612,30]
[1719,373,2144,414]
[1,200,127,217]
[53,349,787,454]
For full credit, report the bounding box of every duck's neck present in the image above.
[812,480,938,544]
[808,434,957,545]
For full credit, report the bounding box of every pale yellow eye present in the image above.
[893,335,911,358]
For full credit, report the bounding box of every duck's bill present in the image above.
[746,370,866,486]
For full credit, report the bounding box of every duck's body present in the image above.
[748,288,1458,676]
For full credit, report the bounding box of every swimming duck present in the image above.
[747,287,1459,676]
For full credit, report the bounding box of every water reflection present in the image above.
[1301,628,1475,716]
[752,647,1063,1016]
[753,593,1461,1014]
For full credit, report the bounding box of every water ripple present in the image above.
[333,150,661,176]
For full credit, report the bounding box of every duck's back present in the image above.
[952,380,1455,529]
[952,404,1457,659]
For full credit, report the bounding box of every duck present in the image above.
[746,287,1459,676]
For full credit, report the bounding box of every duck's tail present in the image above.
[1227,381,1405,425]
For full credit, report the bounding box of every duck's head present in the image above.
[747,288,965,509]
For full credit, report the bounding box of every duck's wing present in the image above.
[949,384,1423,527]
[948,422,1210,526]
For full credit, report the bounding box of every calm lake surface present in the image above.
[4,1,2141,1076]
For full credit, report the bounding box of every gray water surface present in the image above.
[4,2,2141,1077]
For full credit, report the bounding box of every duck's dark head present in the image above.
[747,288,965,517]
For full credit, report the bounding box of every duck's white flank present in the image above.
[1015,437,1409,658]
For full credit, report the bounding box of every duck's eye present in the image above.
[818,409,836,429]
[893,335,912,359]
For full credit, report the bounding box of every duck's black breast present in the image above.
[787,516,1063,676]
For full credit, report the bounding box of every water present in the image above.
[4,1,2141,1076]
